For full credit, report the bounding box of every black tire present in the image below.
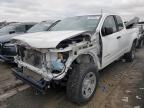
[66,63,99,104]
[138,39,144,48]
[124,42,136,62]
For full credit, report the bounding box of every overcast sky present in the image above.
[0,0,144,22]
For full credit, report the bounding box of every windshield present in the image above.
[27,22,52,33]
[50,15,101,31]
[0,23,19,34]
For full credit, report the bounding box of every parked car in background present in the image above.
[0,21,17,29]
[125,17,144,48]
[12,14,138,103]
[134,24,144,48]
[27,20,60,33]
[0,21,59,62]
[0,22,36,62]
[0,22,36,36]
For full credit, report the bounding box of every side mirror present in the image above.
[102,27,113,36]
[9,31,15,34]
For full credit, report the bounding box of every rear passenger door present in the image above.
[101,15,121,68]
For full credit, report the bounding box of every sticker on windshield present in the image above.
[87,16,100,20]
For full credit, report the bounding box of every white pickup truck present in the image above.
[12,14,138,103]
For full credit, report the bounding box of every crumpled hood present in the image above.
[0,33,21,43]
[12,31,85,48]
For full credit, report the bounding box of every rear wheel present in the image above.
[138,39,144,48]
[66,63,99,104]
[124,42,136,62]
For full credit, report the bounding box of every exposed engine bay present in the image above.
[13,31,100,81]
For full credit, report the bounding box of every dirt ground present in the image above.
[0,62,23,95]
[0,48,144,108]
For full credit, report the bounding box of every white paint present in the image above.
[99,14,138,68]
[12,31,84,48]
[14,14,139,81]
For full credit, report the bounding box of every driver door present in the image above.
[101,15,120,68]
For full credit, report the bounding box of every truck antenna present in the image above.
[101,9,103,15]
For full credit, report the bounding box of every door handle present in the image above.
[117,36,121,39]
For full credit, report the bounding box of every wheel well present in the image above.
[66,54,97,77]
[65,54,97,84]
[73,54,95,64]
[133,39,138,45]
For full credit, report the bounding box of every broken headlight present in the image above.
[48,52,69,71]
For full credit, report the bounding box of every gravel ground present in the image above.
[0,63,23,95]
[0,48,144,108]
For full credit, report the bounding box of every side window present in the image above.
[15,25,26,33]
[101,16,117,36]
[115,16,124,31]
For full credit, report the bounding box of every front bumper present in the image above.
[12,68,49,92]
[15,59,53,81]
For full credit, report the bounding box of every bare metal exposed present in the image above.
[12,14,139,103]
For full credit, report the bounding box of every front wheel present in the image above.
[66,63,99,104]
[124,42,136,62]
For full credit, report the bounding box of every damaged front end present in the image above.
[12,31,95,92]
[13,45,68,76]
[12,45,69,92]
[13,49,67,91]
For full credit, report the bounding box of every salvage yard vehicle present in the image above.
[125,17,144,48]
[12,14,138,103]
[0,22,36,36]
[0,21,59,62]
[0,22,36,62]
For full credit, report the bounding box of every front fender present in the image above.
[53,50,100,80]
